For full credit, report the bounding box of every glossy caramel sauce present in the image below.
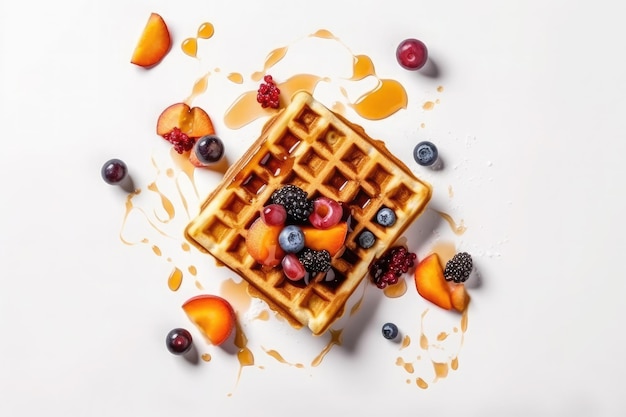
[383,279,407,298]
[168,267,183,291]
[182,22,215,57]
[311,328,342,367]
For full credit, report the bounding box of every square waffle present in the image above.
[185,91,432,335]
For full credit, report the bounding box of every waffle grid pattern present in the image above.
[186,92,431,334]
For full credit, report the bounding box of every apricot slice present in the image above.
[301,222,348,256]
[449,282,470,312]
[131,13,171,68]
[156,103,215,138]
[414,253,452,310]
[245,217,285,267]
[182,295,236,346]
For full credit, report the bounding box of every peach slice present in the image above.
[131,13,171,68]
[449,282,470,312]
[414,253,452,310]
[156,103,215,139]
[301,222,348,256]
[182,295,236,346]
[245,217,286,267]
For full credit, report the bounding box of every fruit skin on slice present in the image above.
[449,282,470,312]
[131,13,171,68]
[156,103,215,139]
[301,222,348,256]
[414,253,452,310]
[182,295,236,346]
[245,217,286,267]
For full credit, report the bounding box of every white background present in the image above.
[1,0,625,416]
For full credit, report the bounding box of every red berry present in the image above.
[308,197,343,229]
[162,127,195,154]
[369,246,417,289]
[282,253,306,281]
[396,38,428,71]
[257,74,281,109]
[261,204,287,226]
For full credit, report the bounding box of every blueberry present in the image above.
[382,322,399,340]
[358,230,376,249]
[278,225,305,253]
[195,135,224,165]
[413,141,438,166]
[376,207,396,227]
[166,328,193,355]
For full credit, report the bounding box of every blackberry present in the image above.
[444,252,473,283]
[298,248,331,273]
[270,185,314,222]
[369,246,417,289]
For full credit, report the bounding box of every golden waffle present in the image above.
[185,91,432,335]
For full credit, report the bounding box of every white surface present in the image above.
[1,1,625,416]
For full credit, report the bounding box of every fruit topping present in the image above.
[358,230,376,249]
[281,253,306,281]
[396,38,428,71]
[182,295,236,346]
[261,204,287,226]
[301,222,348,256]
[376,207,397,227]
[101,158,128,185]
[309,197,343,229]
[193,134,224,165]
[246,217,286,267]
[156,103,215,139]
[165,328,193,355]
[413,141,439,167]
[444,252,473,283]
[450,283,470,312]
[370,246,417,289]
[163,127,195,154]
[131,13,171,68]
[413,253,452,310]
[257,74,281,109]
[298,248,332,273]
[278,225,305,253]
[382,322,399,340]
[270,185,314,222]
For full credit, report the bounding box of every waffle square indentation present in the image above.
[299,148,328,176]
[242,172,268,196]
[350,187,373,210]
[259,152,286,177]
[294,106,320,132]
[340,144,369,173]
[276,130,302,155]
[389,183,417,207]
[221,194,248,222]
[318,125,346,153]
[324,168,349,195]
[365,163,392,193]
[202,218,230,242]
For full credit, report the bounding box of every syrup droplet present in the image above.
[350,54,376,81]
[383,279,407,298]
[168,267,183,291]
[395,357,415,373]
[422,101,435,110]
[147,182,175,222]
[264,348,305,368]
[182,38,198,57]
[227,72,244,84]
[182,242,191,251]
[185,73,209,105]
[197,22,214,39]
[251,46,289,81]
[310,29,336,39]
[451,357,459,370]
[400,335,411,349]
[220,278,251,313]
[436,332,448,341]
[201,353,211,362]
[188,265,197,276]
[152,245,162,256]
[234,322,254,383]
[433,210,467,235]
[433,362,449,380]
[437,85,444,93]
[416,378,429,389]
[350,79,407,120]
[311,328,342,367]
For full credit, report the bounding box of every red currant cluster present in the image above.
[369,246,417,289]
[162,127,195,154]
[257,75,281,109]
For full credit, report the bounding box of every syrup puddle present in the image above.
[311,328,343,367]
[433,210,467,235]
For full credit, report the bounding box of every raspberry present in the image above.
[298,248,331,274]
[270,185,313,222]
[162,127,195,154]
[369,246,417,289]
[257,74,281,109]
